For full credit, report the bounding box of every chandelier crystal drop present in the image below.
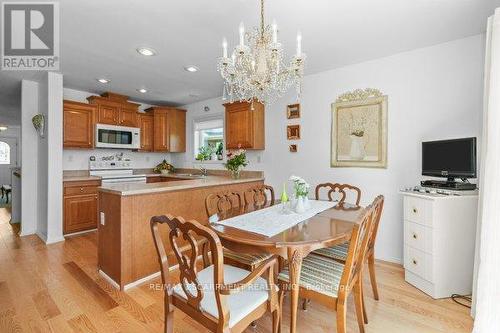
[217,0,306,105]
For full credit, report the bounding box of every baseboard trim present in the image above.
[98,270,120,290]
[64,229,97,238]
[123,271,162,291]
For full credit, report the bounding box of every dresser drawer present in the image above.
[404,196,433,226]
[404,246,433,282]
[404,220,433,254]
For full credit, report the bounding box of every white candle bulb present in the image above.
[222,38,228,58]
[272,19,278,44]
[296,31,302,56]
[251,60,256,71]
[231,51,236,65]
[239,22,245,46]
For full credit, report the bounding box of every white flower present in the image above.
[289,175,301,182]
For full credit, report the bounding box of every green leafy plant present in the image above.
[224,148,248,172]
[153,160,175,173]
[195,146,212,161]
[215,142,224,156]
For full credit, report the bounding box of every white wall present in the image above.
[173,35,485,263]
[63,88,173,170]
[21,80,39,236]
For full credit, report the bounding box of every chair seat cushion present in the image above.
[278,254,345,298]
[223,249,273,267]
[312,242,349,261]
[173,264,269,328]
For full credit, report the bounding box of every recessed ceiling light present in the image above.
[137,88,147,93]
[97,78,110,84]
[136,47,157,56]
[184,66,199,72]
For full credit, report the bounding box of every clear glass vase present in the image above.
[231,169,241,179]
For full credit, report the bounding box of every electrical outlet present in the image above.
[100,212,105,225]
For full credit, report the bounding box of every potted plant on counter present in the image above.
[216,142,224,160]
[195,146,211,161]
[224,147,248,179]
[154,160,175,175]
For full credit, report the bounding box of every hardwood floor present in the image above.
[0,208,473,332]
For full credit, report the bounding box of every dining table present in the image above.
[210,200,367,333]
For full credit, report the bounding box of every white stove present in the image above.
[89,158,146,184]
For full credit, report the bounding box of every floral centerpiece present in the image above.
[289,175,311,212]
[153,160,175,175]
[224,147,248,179]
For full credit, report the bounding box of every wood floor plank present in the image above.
[68,313,99,333]
[63,261,119,311]
[32,289,62,320]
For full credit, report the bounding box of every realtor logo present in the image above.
[1,2,59,70]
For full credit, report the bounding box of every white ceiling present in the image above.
[1,0,499,125]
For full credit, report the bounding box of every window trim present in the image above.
[192,113,225,163]
[0,141,11,165]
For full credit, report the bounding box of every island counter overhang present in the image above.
[97,175,264,290]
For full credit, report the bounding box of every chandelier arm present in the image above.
[260,0,265,38]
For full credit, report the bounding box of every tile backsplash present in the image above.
[63,149,172,170]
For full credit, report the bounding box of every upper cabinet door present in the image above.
[225,101,265,150]
[153,111,169,152]
[168,109,186,153]
[97,105,119,125]
[139,113,154,151]
[119,108,138,127]
[63,100,96,149]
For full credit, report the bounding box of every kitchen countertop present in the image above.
[99,175,265,196]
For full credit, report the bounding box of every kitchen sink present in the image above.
[174,173,206,179]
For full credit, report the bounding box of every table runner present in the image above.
[212,200,336,237]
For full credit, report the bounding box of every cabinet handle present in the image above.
[412,259,418,265]
[80,187,84,192]
[412,207,417,214]
[412,233,417,239]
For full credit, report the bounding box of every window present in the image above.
[0,141,10,165]
[193,118,224,160]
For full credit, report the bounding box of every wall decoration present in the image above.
[287,125,301,140]
[331,88,387,168]
[32,114,45,138]
[287,103,301,119]
[289,144,297,152]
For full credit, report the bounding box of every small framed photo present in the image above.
[287,125,301,140]
[289,144,298,152]
[287,103,301,119]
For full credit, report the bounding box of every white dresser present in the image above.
[401,189,478,299]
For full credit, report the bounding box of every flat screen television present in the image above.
[422,137,477,180]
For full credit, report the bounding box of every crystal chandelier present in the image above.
[217,0,306,105]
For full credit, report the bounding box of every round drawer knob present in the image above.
[412,233,417,239]
[412,259,418,265]
[412,208,417,213]
[80,187,84,192]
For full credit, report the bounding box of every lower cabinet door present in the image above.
[64,194,98,234]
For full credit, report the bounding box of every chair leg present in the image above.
[272,309,280,333]
[353,282,365,333]
[277,281,286,333]
[360,277,368,324]
[302,298,310,310]
[165,309,174,333]
[336,301,347,333]
[368,253,379,300]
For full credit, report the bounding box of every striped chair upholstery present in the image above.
[223,250,273,267]
[278,253,344,298]
[313,242,349,261]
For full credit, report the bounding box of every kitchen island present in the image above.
[97,172,264,290]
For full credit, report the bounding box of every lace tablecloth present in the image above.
[213,200,336,237]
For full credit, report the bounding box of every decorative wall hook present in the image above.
[32,114,45,138]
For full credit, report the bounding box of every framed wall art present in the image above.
[331,88,388,168]
[287,103,301,119]
[287,125,301,140]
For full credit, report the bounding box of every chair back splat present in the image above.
[315,183,361,205]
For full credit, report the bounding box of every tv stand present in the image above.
[420,179,477,190]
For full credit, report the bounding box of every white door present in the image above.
[0,138,18,185]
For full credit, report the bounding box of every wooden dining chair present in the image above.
[277,203,375,333]
[150,215,280,333]
[243,184,275,208]
[313,195,385,304]
[315,182,362,205]
[205,191,273,270]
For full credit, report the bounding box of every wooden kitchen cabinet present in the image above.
[88,92,140,127]
[63,100,96,149]
[63,179,101,234]
[145,107,186,152]
[224,101,265,149]
[138,113,154,151]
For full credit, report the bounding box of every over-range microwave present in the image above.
[95,124,140,149]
